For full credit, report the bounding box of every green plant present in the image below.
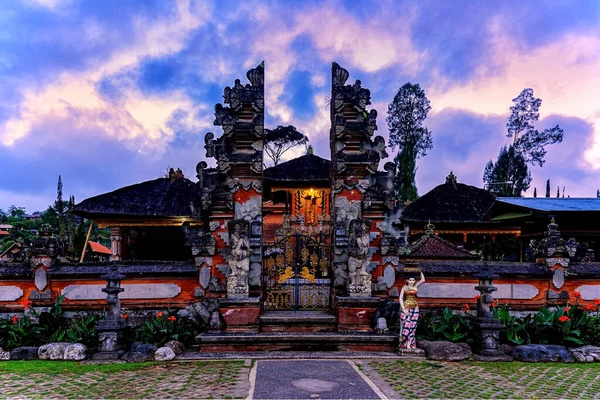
[494,304,531,345]
[135,310,193,347]
[66,314,99,348]
[0,315,38,349]
[29,294,68,344]
[417,307,473,343]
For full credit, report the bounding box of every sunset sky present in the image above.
[1,0,600,213]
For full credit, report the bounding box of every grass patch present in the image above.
[0,360,157,375]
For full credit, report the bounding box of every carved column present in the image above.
[110,227,123,262]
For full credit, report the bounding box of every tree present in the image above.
[533,188,537,198]
[55,176,66,241]
[597,189,599,198]
[557,186,560,198]
[7,205,25,218]
[263,125,309,166]
[483,146,531,196]
[386,83,433,201]
[484,88,563,197]
[507,88,564,167]
[546,179,551,198]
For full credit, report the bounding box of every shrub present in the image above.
[66,314,99,348]
[417,307,474,343]
[0,315,38,349]
[135,310,193,347]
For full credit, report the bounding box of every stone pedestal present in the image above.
[93,321,126,361]
[218,297,260,333]
[335,296,382,332]
[473,317,512,361]
[347,275,372,298]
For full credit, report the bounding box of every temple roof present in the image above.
[264,154,331,182]
[495,197,600,212]
[402,182,496,223]
[410,232,478,260]
[72,177,201,219]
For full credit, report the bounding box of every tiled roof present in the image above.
[410,233,477,260]
[264,154,331,182]
[403,182,495,223]
[72,177,201,218]
[0,230,9,236]
[263,214,283,243]
[88,241,112,255]
[496,197,600,212]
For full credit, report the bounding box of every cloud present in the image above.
[428,22,600,170]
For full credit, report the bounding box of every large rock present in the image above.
[512,344,575,363]
[418,340,472,362]
[165,340,185,355]
[569,345,600,363]
[122,342,157,362]
[154,347,176,361]
[63,343,88,361]
[38,343,72,360]
[11,347,39,360]
[0,348,10,361]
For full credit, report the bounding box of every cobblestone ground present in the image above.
[363,360,600,399]
[0,361,249,399]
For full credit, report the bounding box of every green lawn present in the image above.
[368,360,600,399]
[0,360,249,399]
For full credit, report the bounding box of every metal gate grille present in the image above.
[263,233,331,310]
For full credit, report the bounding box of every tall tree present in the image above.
[557,186,560,198]
[386,83,433,201]
[263,125,309,166]
[597,189,599,198]
[507,88,564,166]
[483,146,531,196]
[55,176,66,241]
[533,188,537,198]
[546,179,551,198]
[484,88,563,196]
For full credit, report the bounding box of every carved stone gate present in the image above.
[263,232,331,310]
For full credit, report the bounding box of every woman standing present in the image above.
[399,270,425,349]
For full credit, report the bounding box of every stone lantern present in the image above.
[92,266,127,361]
[473,265,512,361]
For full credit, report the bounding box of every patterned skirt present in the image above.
[400,306,419,349]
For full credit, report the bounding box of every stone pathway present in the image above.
[251,360,385,399]
[3,358,600,399]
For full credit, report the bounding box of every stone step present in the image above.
[259,311,337,332]
[195,331,398,352]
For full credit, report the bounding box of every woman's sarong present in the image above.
[400,306,419,349]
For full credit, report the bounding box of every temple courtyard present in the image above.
[2,357,600,399]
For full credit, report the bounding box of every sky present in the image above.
[1,0,600,213]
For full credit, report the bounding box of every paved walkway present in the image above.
[250,360,386,399]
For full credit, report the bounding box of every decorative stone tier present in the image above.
[335,296,383,332]
[218,297,261,333]
[195,332,397,352]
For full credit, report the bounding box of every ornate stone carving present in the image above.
[183,224,216,256]
[347,218,372,296]
[226,219,251,298]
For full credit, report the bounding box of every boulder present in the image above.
[11,347,39,360]
[165,340,185,355]
[569,345,600,363]
[154,347,176,361]
[38,343,72,360]
[418,340,472,362]
[63,343,88,361]
[122,342,157,362]
[0,348,10,361]
[512,344,575,363]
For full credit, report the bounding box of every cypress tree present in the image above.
[533,188,537,198]
[545,179,551,198]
